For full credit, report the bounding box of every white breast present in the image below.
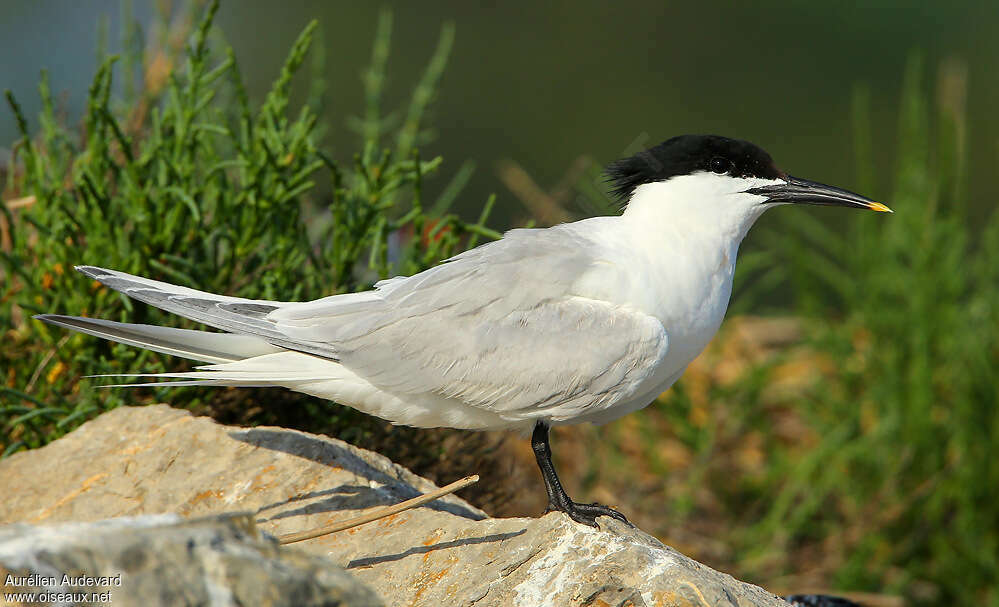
[561,189,750,424]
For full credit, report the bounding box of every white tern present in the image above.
[38,135,891,526]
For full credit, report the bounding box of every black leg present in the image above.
[531,420,629,527]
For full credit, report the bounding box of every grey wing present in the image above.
[74,266,338,359]
[342,296,668,422]
[269,227,670,420]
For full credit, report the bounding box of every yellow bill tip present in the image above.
[868,201,894,213]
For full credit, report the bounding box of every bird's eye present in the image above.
[709,157,731,174]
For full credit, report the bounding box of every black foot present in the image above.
[546,499,630,527]
[532,420,633,528]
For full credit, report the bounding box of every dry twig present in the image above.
[277,474,479,544]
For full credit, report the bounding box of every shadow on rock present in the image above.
[346,529,527,568]
[230,428,485,521]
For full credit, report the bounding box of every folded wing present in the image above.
[270,226,670,420]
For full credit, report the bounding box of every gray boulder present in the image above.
[0,405,789,606]
[0,512,381,606]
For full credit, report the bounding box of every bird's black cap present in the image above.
[606,135,783,200]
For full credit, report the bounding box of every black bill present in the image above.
[746,175,892,212]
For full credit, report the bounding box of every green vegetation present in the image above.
[572,55,998,606]
[2,3,996,606]
[761,56,996,604]
[1,2,497,454]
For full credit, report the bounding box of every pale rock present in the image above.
[0,404,790,607]
[0,512,380,606]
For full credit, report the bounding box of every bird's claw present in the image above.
[546,499,631,527]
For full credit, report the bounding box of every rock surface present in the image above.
[0,512,381,606]
[0,405,790,607]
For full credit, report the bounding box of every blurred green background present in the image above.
[2,2,998,607]
[4,1,999,223]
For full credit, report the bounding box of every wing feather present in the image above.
[69,223,668,423]
[76,265,338,359]
[269,225,670,419]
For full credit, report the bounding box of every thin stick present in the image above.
[25,335,70,395]
[277,474,479,545]
[4,195,37,210]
